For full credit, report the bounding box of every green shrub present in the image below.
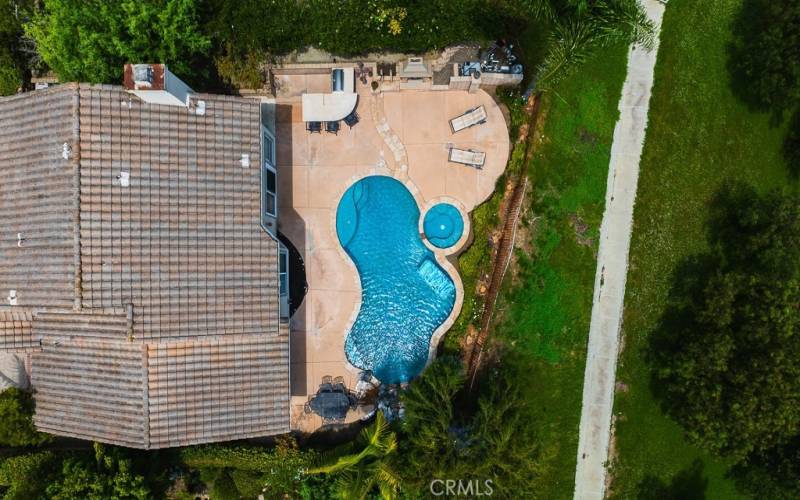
[0,50,21,95]
[214,45,266,89]
[229,469,264,498]
[45,444,150,500]
[0,388,51,447]
[0,451,59,500]
[180,436,316,497]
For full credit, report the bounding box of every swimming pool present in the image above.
[336,176,456,383]
[423,203,464,249]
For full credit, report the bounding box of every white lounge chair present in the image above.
[448,148,486,169]
[449,106,487,133]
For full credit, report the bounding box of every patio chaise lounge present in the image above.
[448,147,486,169]
[449,105,487,133]
[306,121,322,133]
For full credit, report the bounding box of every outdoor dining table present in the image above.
[309,390,351,420]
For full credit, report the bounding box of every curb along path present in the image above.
[573,1,666,498]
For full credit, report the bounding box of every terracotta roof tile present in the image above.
[0,84,288,448]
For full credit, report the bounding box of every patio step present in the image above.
[369,93,408,178]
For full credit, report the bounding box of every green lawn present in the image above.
[611,0,798,498]
[490,40,630,498]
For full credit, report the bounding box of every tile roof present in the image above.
[146,333,290,448]
[32,339,148,448]
[76,85,279,340]
[0,310,36,350]
[32,331,290,449]
[0,84,288,448]
[0,85,80,309]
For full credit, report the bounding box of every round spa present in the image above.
[423,203,464,249]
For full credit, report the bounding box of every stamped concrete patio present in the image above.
[277,75,509,432]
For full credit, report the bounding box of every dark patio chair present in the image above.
[344,111,359,128]
[326,121,340,134]
[319,383,334,393]
[343,111,359,128]
[306,121,322,133]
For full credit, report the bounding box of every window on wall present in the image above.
[265,165,277,216]
[279,248,288,296]
[264,133,275,166]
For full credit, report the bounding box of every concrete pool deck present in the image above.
[276,77,509,432]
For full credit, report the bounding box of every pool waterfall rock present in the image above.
[336,176,456,384]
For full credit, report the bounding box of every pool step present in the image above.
[417,258,455,300]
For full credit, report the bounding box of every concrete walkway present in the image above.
[573,1,666,499]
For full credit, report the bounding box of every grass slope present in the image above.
[611,0,798,497]
[491,40,629,498]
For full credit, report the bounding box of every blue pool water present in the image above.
[423,203,464,249]
[336,176,456,383]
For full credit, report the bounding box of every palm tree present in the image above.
[521,0,656,89]
[308,411,401,499]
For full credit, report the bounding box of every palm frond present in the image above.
[596,0,656,50]
[334,470,374,500]
[534,0,655,90]
[519,0,559,21]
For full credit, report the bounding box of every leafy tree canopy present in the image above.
[0,0,33,95]
[730,0,800,114]
[0,50,21,95]
[25,0,210,84]
[0,388,50,447]
[651,186,800,464]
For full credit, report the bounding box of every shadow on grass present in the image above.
[644,182,800,497]
[636,459,708,500]
[644,182,762,422]
[784,111,800,179]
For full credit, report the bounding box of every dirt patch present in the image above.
[461,324,479,356]
[569,213,595,247]
[578,126,599,146]
[605,414,620,497]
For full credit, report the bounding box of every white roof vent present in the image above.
[16,233,24,247]
[132,64,154,88]
[62,142,71,159]
[240,154,250,168]
[195,99,206,116]
[116,171,130,187]
[7,290,17,306]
